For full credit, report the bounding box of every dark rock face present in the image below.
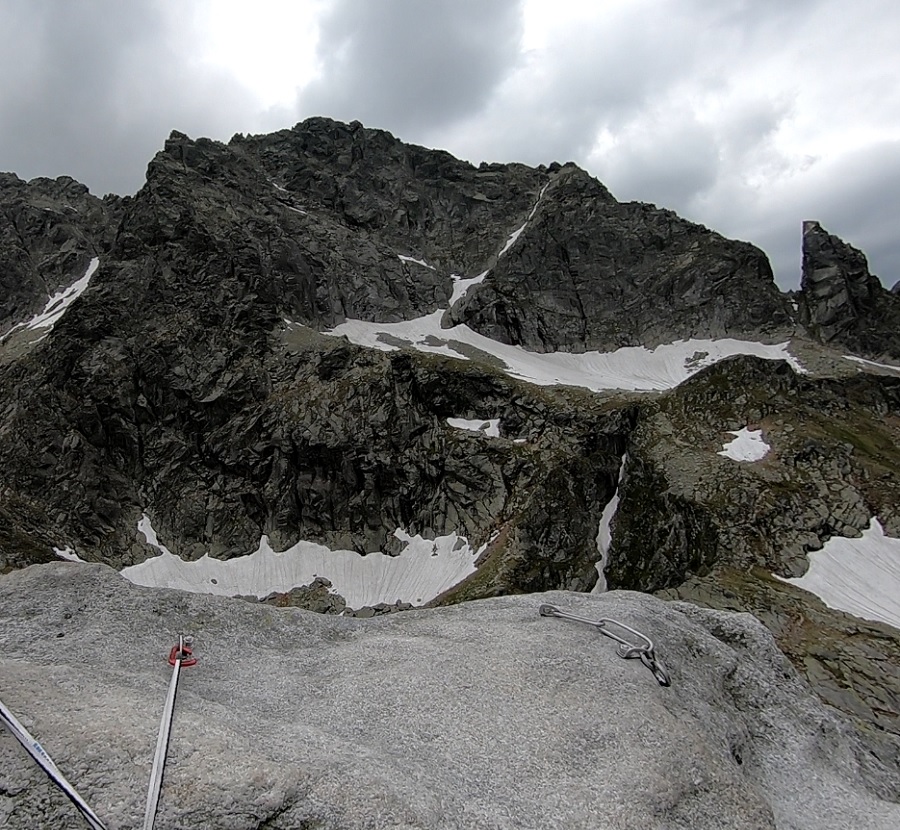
[0,173,122,332]
[606,354,900,593]
[798,220,900,359]
[262,576,347,614]
[234,118,547,282]
[448,165,793,351]
[0,119,896,590]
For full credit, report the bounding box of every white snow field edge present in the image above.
[779,518,900,630]
[449,270,489,306]
[718,428,770,462]
[120,515,482,609]
[447,417,500,437]
[592,454,627,594]
[844,355,900,375]
[2,257,99,340]
[320,311,806,393]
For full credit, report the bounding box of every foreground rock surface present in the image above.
[1,564,899,829]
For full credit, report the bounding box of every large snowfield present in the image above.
[120,515,482,609]
[780,518,900,630]
[322,311,805,393]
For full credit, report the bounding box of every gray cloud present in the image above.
[298,0,524,134]
[419,4,707,171]
[0,0,257,196]
[722,142,900,289]
[0,0,897,294]
[593,114,721,210]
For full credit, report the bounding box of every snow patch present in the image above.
[447,417,500,438]
[449,270,489,306]
[3,258,99,339]
[844,355,900,375]
[123,515,482,609]
[528,182,549,219]
[498,223,526,258]
[493,183,547,260]
[324,311,806,393]
[718,428,770,462]
[778,518,900,631]
[398,255,435,270]
[54,546,84,563]
[592,455,626,594]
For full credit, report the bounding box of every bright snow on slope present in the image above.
[447,417,500,437]
[718,428,770,462]
[121,515,481,609]
[592,454,626,594]
[2,258,99,341]
[494,182,547,259]
[497,223,527,257]
[27,257,99,330]
[449,271,489,306]
[321,312,805,393]
[780,518,900,631]
[398,255,435,270]
[844,355,900,375]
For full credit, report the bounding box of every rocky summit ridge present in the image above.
[1,117,899,826]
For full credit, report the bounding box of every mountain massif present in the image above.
[1,117,899,828]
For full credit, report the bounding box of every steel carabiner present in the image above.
[539,603,671,687]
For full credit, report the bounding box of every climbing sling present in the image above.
[0,697,109,830]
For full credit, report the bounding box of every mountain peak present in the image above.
[1,122,898,812]
[798,219,900,358]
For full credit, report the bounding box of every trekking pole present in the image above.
[0,697,109,830]
[143,635,196,830]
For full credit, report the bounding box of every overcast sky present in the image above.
[1,0,898,289]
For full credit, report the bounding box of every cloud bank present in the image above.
[1,0,897,288]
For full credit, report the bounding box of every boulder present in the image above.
[1,563,898,829]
